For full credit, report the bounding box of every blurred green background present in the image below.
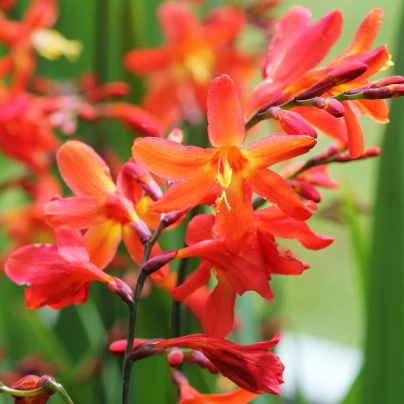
[0,0,403,403]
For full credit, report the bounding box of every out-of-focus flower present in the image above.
[5,229,132,308]
[0,174,60,269]
[0,94,59,172]
[245,8,391,158]
[0,0,81,95]
[44,141,168,279]
[125,3,256,132]
[133,75,316,254]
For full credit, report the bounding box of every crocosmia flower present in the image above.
[5,229,132,309]
[245,8,390,157]
[11,375,55,404]
[44,140,167,279]
[125,3,254,132]
[133,74,316,253]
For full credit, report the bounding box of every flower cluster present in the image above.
[0,1,401,403]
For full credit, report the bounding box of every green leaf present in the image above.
[360,4,404,402]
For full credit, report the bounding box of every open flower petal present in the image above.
[44,196,108,229]
[133,137,214,181]
[124,47,172,74]
[84,220,122,270]
[245,168,314,221]
[57,140,116,196]
[244,134,316,169]
[207,74,246,148]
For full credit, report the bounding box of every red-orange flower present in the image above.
[245,8,389,157]
[5,229,132,309]
[0,0,81,95]
[125,3,255,132]
[173,370,257,404]
[152,334,284,395]
[133,74,316,253]
[44,140,167,279]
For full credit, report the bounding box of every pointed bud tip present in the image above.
[108,277,133,304]
[143,250,177,275]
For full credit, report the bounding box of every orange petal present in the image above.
[84,220,122,270]
[207,74,246,147]
[355,99,389,123]
[198,388,257,404]
[344,103,364,158]
[55,229,90,262]
[158,2,200,42]
[244,133,316,169]
[215,173,255,253]
[44,196,108,229]
[132,137,214,181]
[245,168,313,220]
[186,214,216,246]
[152,168,217,212]
[57,141,116,197]
[124,47,172,74]
[203,274,236,338]
[340,8,383,57]
[172,260,211,301]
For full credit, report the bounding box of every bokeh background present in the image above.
[0,0,403,403]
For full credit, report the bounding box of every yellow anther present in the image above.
[214,189,231,213]
[217,160,232,188]
[31,29,83,62]
[381,54,394,72]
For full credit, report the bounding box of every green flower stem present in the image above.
[0,379,74,404]
[121,217,168,404]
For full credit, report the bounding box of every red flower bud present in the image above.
[167,348,184,368]
[276,109,317,138]
[10,375,55,404]
[130,220,152,244]
[291,180,321,202]
[108,277,133,304]
[297,62,368,100]
[312,97,345,117]
[143,250,177,275]
[362,146,381,158]
[162,208,188,227]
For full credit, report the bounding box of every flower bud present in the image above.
[291,180,321,202]
[312,97,345,117]
[276,109,317,138]
[121,162,163,201]
[108,277,133,304]
[362,146,381,158]
[162,208,188,227]
[129,339,165,361]
[143,250,177,275]
[130,220,152,244]
[167,348,184,368]
[10,375,55,404]
[185,351,218,374]
[296,62,368,100]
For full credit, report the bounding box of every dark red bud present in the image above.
[38,375,56,388]
[277,109,317,138]
[142,250,177,275]
[130,220,152,244]
[188,351,219,374]
[162,208,188,227]
[122,162,163,201]
[371,75,404,87]
[167,348,184,368]
[291,180,321,202]
[312,97,345,117]
[129,339,165,361]
[363,87,394,99]
[108,278,133,304]
[297,62,368,100]
[11,375,41,391]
